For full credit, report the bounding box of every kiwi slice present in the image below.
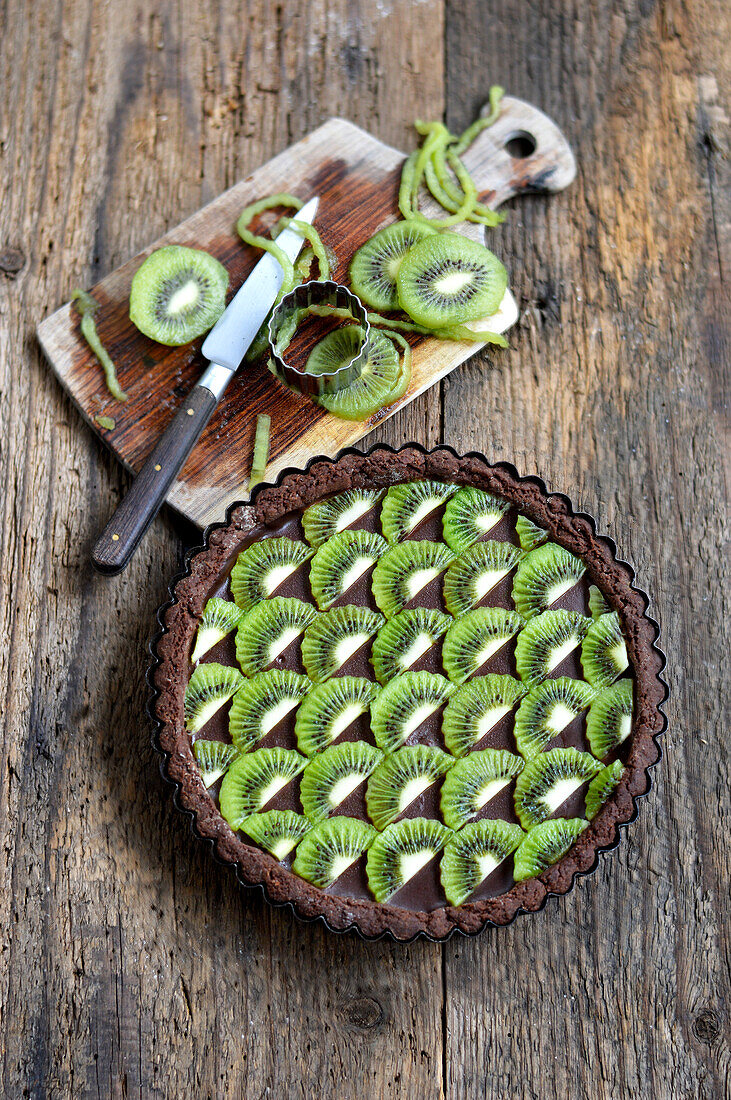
[191,598,244,663]
[515,515,549,552]
[515,609,592,687]
[366,745,453,830]
[129,245,228,345]
[230,538,314,611]
[309,530,388,610]
[300,742,384,823]
[512,543,586,620]
[235,597,316,677]
[292,817,377,889]
[380,480,458,544]
[302,489,385,548]
[440,749,525,830]
[443,541,523,617]
[585,759,624,821]
[295,677,381,756]
[241,810,310,860]
[315,329,402,421]
[513,748,603,829]
[581,612,629,687]
[228,670,310,753]
[370,608,452,684]
[589,584,612,619]
[372,540,455,619]
[440,819,526,905]
[442,674,527,757]
[219,747,306,829]
[370,670,456,754]
[585,679,634,758]
[513,678,597,760]
[396,234,507,328]
[349,221,437,310]
[301,606,384,682]
[442,487,511,552]
[192,739,239,786]
[366,818,453,902]
[442,607,524,684]
[513,817,588,881]
[184,662,244,733]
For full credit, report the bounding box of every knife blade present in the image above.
[91,195,320,575]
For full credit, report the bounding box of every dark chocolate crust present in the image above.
[149,444,667,942]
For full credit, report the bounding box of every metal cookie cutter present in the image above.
[267,280,370,397]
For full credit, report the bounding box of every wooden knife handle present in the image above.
[91,385,218,574]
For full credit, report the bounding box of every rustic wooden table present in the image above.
[1,1,728,1097]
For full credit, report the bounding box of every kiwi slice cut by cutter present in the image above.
[300,742,384,822]
[301,606,385,682]
[440,748,524,830]
[292,817,378,889]
[191,598,245,664]
[515,515,549,552]
[512,817,588,882]
[230,537,314,612]
[349,221,437,311]
[440,819,525,905]
[184,662,244,734]
[228,670,310,753]
[129,245,228,346]
[370,607,452,684]
[441,674,527,756]
[302,489,385,548]
[442,487,511,552]
[396,233,507,329]
[219,747,306,829]
[370,670,456,754]
[585,678,634,758]
[192,739,239,787]
[294,677,381,757]
[513,748,603,829]
[365,745,453,830]
[512,542,586,620]
[313,328,401,421]
[366,818,453,903]
[381,480,458,544]
[581,612,629,688]
[240,810,310,861]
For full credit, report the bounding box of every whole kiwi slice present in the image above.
[396,233,507,328]
[314,329,402,421]
[129,245,228,345]
[349,221,437,310]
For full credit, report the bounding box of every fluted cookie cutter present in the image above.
[267,280,370,397]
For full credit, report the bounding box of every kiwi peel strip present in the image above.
[249,414,271,491]
[72,289,128,402]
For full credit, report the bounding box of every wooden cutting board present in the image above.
[37,96,574,529]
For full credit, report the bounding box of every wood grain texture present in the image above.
[0,2,728,1099]
[37,98,572,529]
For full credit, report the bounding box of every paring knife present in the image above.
[91,196,320,575]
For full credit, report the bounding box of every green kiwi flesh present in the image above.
[349,221,436,310]
[396,233,507,328]
[129,245,228,345]
[314,329,401,421]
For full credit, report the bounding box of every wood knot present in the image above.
[342,996,383,1030]
[693,1008,722,1045]
[0,248,25,277]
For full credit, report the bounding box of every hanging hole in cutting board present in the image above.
[503,132,537,159]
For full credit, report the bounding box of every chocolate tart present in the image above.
[149,445,667,942]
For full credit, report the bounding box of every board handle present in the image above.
[91,385,218,574]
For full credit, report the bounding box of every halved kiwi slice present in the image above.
[240,810,310,860]
[442,487,511,552]
[235,597,316,677]
[396,233,507,328]
[370,608,452,684]
[230,538,314,611]
[228,670,310,752]
[365,745,453,830]
[192,739,239,787]
[589,584,612,619]
[129,245,228,345]
[292,817,377,888]
[302,489,385,548]
[372,540,455,619]
[584,759,624,820]
[443,541,523,616]
[442,674,527,756]
[349,221,436,310]
[512,542,586,620]
[301,606,385,682]
[309,530,387,610]
[314,329,402,421]
[218,747,306,829]
[512,817,588,882]
[581,612,629,687]
[440,748,524,830]
[300,742,384,822]
[184,662,244,733]
[585,678,634,758]
[440,819,526,905]
[515,609,592,687]
[513,748,603,828]
[513,677,597,759]
[380,480,458,544]
[442,607,524,684]
[366,818,453,902]
[370,670,456,754]
[190,598,244,663]
[294,677,381,756]
[515,515,549,552]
